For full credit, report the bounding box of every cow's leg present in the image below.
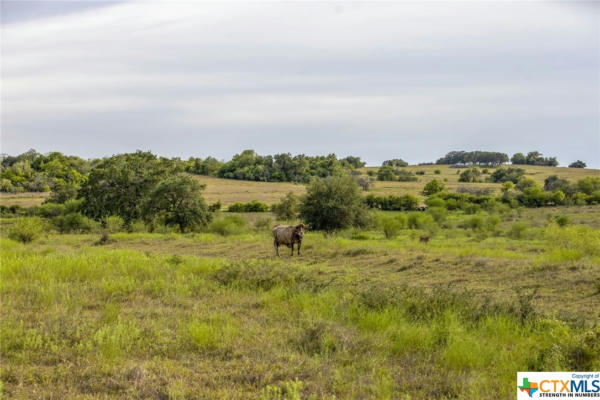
[297,240,301,255]
[290,242,294,256]
[274,240,279,256]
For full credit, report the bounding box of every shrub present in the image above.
[364,194,418,211]
[489,167,525,183]
[458,167,481,183]
[377,214,406,239]
[227,200,269,213]
[508,222,528,239]
[208,201,222,212]
[208,215,246,236]
[464,215,485,231]
[128,220,147,233]
[104,216,125,233]
[376,166,396,181]
[407,212,435,230]
[8,217,44,243]
[427,207,447,223]
[434,169,441,174]
[53,212,97,233]
[271,192,299,220]
[554,215,570,227]
[254,216,273,231]
[395,170,418,182]
[425,197,446,209]
[422,179,445,196]
[36,202,65,218]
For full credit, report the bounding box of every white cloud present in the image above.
[1,1,598,166]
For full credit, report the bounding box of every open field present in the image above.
[1,205,599,399]
[2,164,597,208]
[0,192,50,208]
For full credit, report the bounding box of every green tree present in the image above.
[142,174,211,233]
[568,160,586,168]
[511,153,526,164]
[78,151,175,223]
[422,179,445,196]
[299,175,369,232]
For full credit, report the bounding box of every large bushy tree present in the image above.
[568,160,586,168]
[142,174,211,232]
[299,174,369,232]
[78,151,176,222]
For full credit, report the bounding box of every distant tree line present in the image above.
[0,149,93,197]
[435,151,509,166]
[207,150,364,182]
[510,151,558,167]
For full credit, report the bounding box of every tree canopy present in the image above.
[299,174,370,232]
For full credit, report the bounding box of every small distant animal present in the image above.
[273,224,305,256]
[419,235,430,243]
[417,205,428,211]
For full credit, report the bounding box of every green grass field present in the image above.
[1,204,599,399]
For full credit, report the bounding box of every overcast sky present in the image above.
[1,1,599,167]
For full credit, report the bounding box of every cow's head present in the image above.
[294,223,306,240]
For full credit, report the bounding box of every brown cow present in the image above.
[273,224,305,256]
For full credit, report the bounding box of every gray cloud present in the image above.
[1,1,598,167]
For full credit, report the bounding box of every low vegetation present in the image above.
[0,149,598,398]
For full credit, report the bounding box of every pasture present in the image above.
[1,202,599,399]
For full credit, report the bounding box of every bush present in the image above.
[422,179,445,196]
[128,220,147,233]
[425,197,446,209]
[364,194,418,211]
[395,170,418,182]
[407,212,435,230]
[104,216,125,233]
[464,215,485,231]
[63,198,83,214]
[415,170,425,175]
[208,215,246,236]
[254,216,273,231]
[434,169,441,174]
[8,217,44,243]
[36,202,65,218]
[208,201,222,212]
[458,167,481,183]
[227,200,269,213]
[376,166,396,181]
[554,215,570,227]
[489,167,525,183]
[377,214,406,239]
[271,192,299,220]
[53,212,97,233]
[508,222,528,239]
[300,175,370,232]
[427,207,447,223]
